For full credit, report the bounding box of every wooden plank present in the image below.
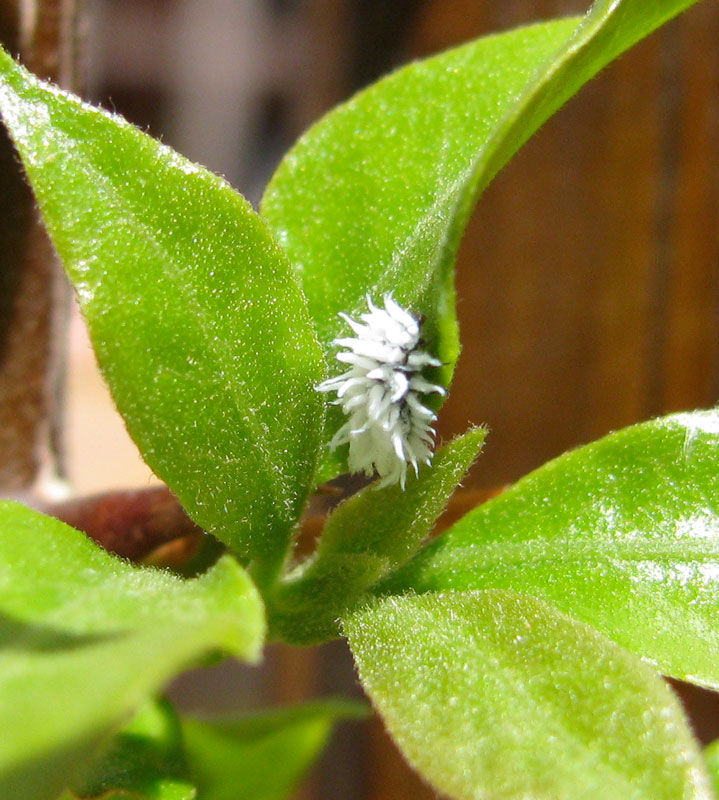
[659,2,719,412]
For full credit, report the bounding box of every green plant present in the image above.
[0,0,717,798]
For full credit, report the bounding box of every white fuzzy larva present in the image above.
[316,293,445,489]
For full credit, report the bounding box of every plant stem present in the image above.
[45,485,204,562]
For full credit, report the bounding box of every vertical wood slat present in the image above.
[660,2,719,412]
[0,0,85,493]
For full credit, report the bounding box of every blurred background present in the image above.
[2,0,719,797]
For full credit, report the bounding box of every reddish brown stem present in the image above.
[45,485,203,562]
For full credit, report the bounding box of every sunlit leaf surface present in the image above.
[384,411,719,688]
[346,591,711,800]
[0,503,264,800]
[0,48,325,567]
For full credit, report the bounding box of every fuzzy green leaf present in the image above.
[0,48,325,567]
[0,502,264,800]
[262,0,699,479]
[69,699,195,800]
[345,591,712,800]
[269,428,485,644]
[181,700,367,800]
[384,410,719,689]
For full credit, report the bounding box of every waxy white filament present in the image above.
[316,294,445,489]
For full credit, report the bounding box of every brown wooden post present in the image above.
[0,0,86,495]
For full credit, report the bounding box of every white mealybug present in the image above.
[316,293,445,489]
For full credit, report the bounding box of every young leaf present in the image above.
[382,410,719,689]
[262,0,699,479]
[0,48,326,568]
[0,502,264,800]
[181,700,368,800]
[345,591,712,800]
[69,698,195,800]
[269,428,485,644]
[319,427,486,566]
